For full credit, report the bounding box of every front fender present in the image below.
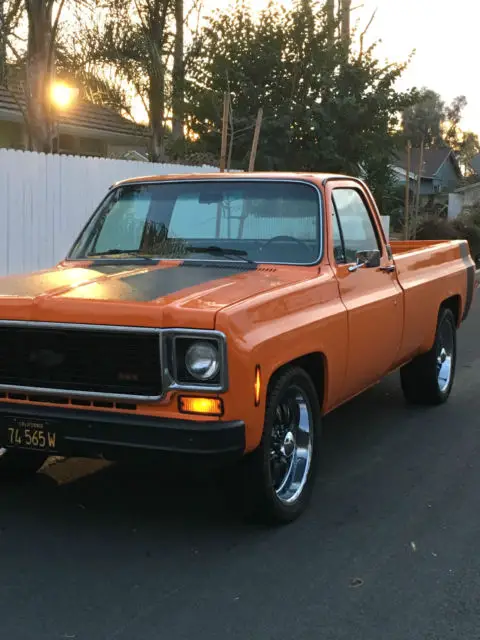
[216,270,348,452]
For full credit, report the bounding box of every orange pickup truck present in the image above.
[0,173,475,522]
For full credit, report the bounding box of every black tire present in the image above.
[400,307,457,405]
[238,366,322,525]
[0,449,47,480]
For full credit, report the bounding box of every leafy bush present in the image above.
[415,213,480,264]
[459,202,480,227]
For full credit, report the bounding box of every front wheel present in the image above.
[400,307,457,405]
[0,449,47,480]
[239,366,321,524]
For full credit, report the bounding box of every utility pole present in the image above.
[404,141,411,239]
[413,138,425,239]
[0,0,6,86]
[219,92,230,173]
[216,92,231,239]
[248,108,263,172]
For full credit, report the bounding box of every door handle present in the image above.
[379,265,395,273]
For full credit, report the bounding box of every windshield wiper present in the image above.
[87,249,157,261]
[186,245,255,264]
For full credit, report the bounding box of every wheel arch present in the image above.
[440,294,461,327]
[266,352,327,413]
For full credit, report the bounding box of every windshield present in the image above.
[68,180,322,265]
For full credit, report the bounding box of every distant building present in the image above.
[392,147,462,196]
[469,153,480,176]
[449,181,480,218]
[0,85,150,158]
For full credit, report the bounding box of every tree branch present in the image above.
[50,0,67,60]
[6,38,23,62]
[5,0,23,28]
[359,9,376,58]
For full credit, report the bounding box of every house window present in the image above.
[79,137,107,157]
[58,134,76,153]
[0,121,25,149]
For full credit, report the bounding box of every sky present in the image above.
[357,0,480,134]
[201,0,480,135]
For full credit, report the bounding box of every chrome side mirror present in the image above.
[348,249,381,272]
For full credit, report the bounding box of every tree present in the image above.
[326,0,335,44]
[401,89,470,154]
[1,0,124,152]
[76,0,198,161]
[56,0,173,160]
[457,131,480,175]
[0,2,6,84]
[55,47,132,117]
[402,88,445,148]
[22,0,66,152]
[56,4,134,117]
[3,1,98,152]
[0,0,23,85]
[171,0,184,144]
[444,94,467,149]
[185,0,414,209]
[340,0,351,53]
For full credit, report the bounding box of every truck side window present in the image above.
[332,188,380,263]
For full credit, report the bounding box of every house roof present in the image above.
[470,153,480,175]
[455,179,480,193]
[393,147,461,179]
[0,85,149,140]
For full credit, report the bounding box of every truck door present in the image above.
[327,181,404,401]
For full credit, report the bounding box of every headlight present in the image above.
[185,341,220,381]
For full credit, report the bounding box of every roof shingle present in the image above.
[0,85,149,139]
[393,147,459,178]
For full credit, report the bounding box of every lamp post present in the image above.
[49,81,79,153]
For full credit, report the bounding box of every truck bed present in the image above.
[389,238,474,361]
[390,238,470,278]
[390,239,456,255]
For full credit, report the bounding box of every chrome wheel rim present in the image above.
[269,385,313,505]
[437,318,454,393]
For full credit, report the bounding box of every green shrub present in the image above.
[415,217,458,240]
[458,203,480,228]
[415,215,480,264]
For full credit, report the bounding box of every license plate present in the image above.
[4,417,58,452]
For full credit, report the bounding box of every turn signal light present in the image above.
[254,366,261,406]
[178,396,223,416]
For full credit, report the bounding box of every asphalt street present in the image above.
[1,296,480,640]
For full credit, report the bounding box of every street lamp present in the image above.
[49,82,79,153]
[50,82,79,110]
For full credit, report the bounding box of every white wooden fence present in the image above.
[0,149,219,276]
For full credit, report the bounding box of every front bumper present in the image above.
[0,403,245,464]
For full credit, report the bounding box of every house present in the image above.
[392,147,462,197]
[448,180,480,218]
[0,85,150,158]
[469,153,480,176]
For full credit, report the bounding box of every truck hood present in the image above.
[0,261,317,329]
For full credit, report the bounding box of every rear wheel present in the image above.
[400,307,457,405]
[239,366,321,524]
[0,449,47,480]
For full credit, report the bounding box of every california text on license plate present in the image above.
[6,417,57,452]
